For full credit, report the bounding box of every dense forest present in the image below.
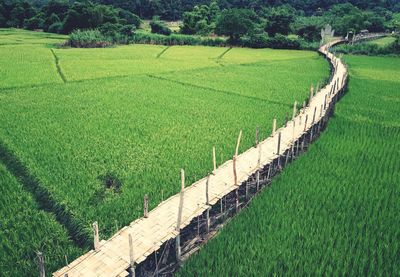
[1,0,399,48]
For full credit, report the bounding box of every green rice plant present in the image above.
[0,162,82,276]
[177,55,400,276]
[0,29,329,249]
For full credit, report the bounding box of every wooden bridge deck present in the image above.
[53,39,348,277]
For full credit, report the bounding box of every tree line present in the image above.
[1,0,399,49]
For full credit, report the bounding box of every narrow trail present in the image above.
[50,48,67,83]
[54,38,349,277]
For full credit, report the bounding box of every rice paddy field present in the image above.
[0,29,330,274]
[366,36,396,46]
[177,55,400,275]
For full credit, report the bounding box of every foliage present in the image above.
[150,16,172,35]
[132,31,227,46]
[67,29,112,48]
[0,0,141,36]
[90,0,400,21]
[181,1,219,35]
[293,16,325,42]
[23,14,43,29]
[177,55,400,276]
[215,9,254,42]
[326,3,386,35]
[264,5,295,36]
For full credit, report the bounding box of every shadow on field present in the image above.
[0,140,90,248]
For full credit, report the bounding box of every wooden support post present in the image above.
[316,82,320,94]
[206,207,210,234]
[129,234,135,276]
[292,101,297,120]
[256,170,260,191]
[302,101,306,113]
[205,175,211,232]
[276,132,281,156]
[143,194,149,218]
[266,162,272,181]
[320,104,323,118]
[312,107,317,124]
[277,132,281,169]
[272,117,276,136]
[235,130,242,157]
[212,146,216,174]
[93,222,99,251]
[37,252,45,277]
[256,138,262,191]
[324,94,327,110]
[285,149,290,167]
[235,187,239,213]
[206,174,210,206]
[233,155,237,186]
[245,180,249,200]
[175,169,185,263]
[291,121,296,159]
[304,115,308,132]
[197,204,200,237]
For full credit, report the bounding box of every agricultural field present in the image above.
[178,55,400,275]
[0,162,80,275]
[0,29,329,273]
[366,36,396,47]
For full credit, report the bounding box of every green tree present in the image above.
[264,5,295,36]
[215,8,254,42]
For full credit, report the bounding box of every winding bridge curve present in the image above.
[54,38,348,277]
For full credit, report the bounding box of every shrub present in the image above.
[24,16,44,30]
[67,29,112,48]
[267,34,300,49]
[150,18,172,36]
[245,33,270,48]
[118,9,141,28]
[131,31,228,46]
[48,22,63,34]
